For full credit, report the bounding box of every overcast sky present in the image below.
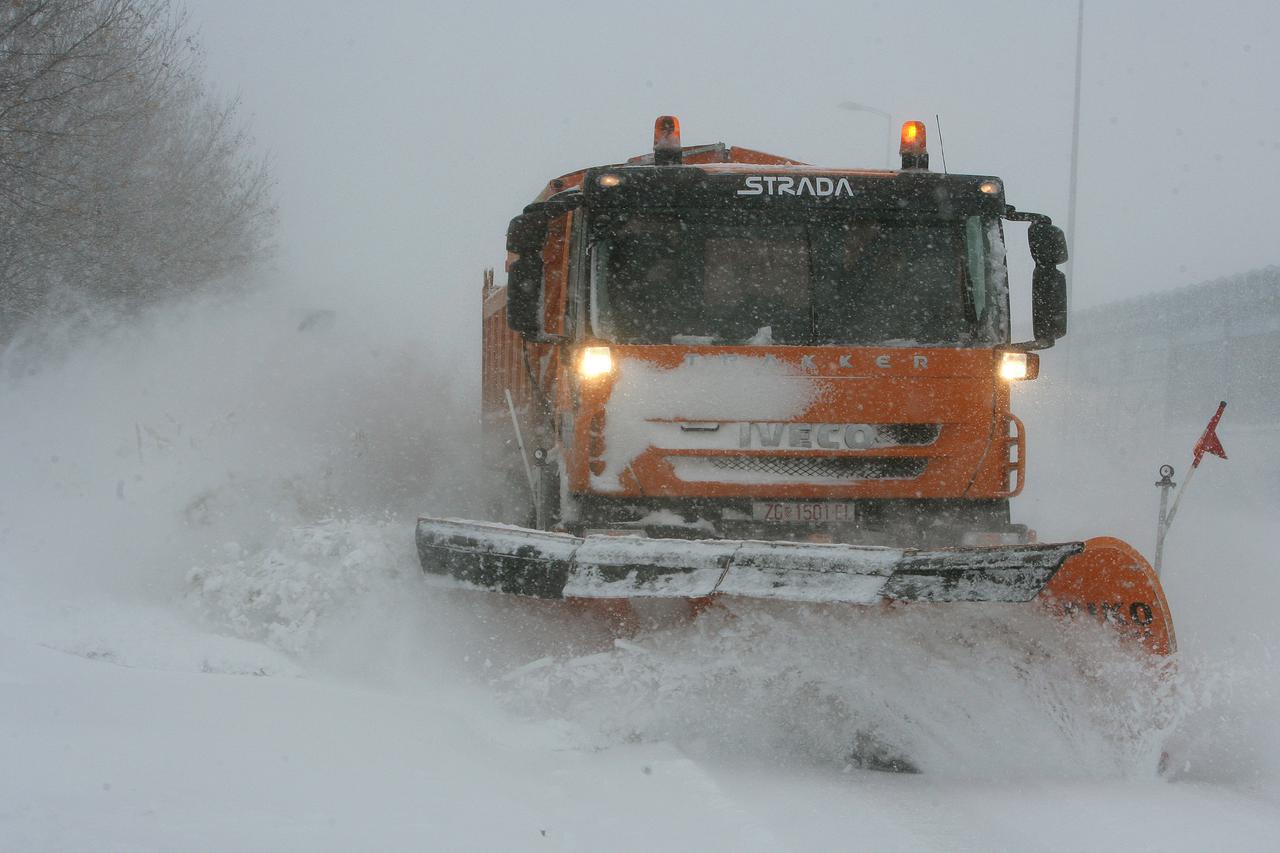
[189,0,1278,353]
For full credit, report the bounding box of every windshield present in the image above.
[588,212,1007,346]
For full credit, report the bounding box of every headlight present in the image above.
[998,351,1038,381]
[578,346,614,379]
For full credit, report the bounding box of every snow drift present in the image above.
[3,279,1280,849]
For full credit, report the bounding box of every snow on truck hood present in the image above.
[591,354,819,492]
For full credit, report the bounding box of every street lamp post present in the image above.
[838,101,892,168]
[1066,0,1084,306]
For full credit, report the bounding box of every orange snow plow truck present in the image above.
[417,117,1174,656]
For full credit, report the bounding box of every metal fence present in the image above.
[1059,266,1280,432]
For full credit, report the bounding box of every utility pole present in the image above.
[1058,0,1086,471]
[1066,0,1084,303]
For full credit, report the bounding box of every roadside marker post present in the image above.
[1153,401,1228,577]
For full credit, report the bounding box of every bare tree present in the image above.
[0,0,275,337]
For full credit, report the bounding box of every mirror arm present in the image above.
[507,192,586,256]
[1003,206,1053,225]
[1005,338,1056,352]
[521,192,585,219]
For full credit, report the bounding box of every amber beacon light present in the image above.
[653,115,683,165]
[899,120,929,170]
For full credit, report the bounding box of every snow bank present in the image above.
[0,281,474,606]
[187,520,412,656]
[0,280,493,684]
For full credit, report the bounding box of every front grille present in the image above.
[669,455,927,482]
[876,424,941,446]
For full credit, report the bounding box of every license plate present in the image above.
[751,501,858,524]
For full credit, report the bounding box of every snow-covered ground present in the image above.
[3,286,1279,851]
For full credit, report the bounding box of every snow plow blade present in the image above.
[415,517,1081,605]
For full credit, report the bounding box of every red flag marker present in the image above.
[1192,401,1228,466]
[1159,402,1229,564]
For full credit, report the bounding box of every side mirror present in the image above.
[506,256,543,338]
[1032,266,1068,342]
[505,213,547,339]
[1028,222,1068,267]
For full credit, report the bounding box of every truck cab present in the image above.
[483,117,1068,547]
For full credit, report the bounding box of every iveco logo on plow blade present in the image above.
[741,423,880,449]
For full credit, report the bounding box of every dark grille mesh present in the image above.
[876,424,941,446]
[693,456,927,480]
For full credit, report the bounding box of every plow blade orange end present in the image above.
[1039,537,1176,655]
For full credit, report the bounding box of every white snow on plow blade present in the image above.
[563,536,900,603]
[418,518,1071,604]
[718,540,899,603]
[429,518,580,562]
[564,536,735,597]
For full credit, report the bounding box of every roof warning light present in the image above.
[900,120,928,171]
[653,115,682,166]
